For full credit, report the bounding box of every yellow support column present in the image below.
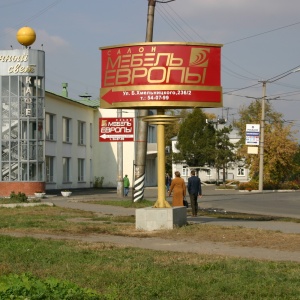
[154,120,170,207]
[143,110,178,208]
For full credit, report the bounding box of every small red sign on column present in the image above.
[99,117,134,142]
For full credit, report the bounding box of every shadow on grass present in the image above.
[86,199,300,223]
[199,208,300,222]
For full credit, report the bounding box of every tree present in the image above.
[215,125,237,183]
[164,109,189,174]
[234,100,298,184]
[290,145,300,181]
[173,108,216,167]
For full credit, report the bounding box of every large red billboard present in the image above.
[100,42,222,109]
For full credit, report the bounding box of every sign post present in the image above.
[100,42,223,207]
[246,124,260,146]
[99,117,134,142]
[100,42,222,109]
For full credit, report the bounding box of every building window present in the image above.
[90,123,93,147]
[29,163,37,181]
[182,166,189,177]
[63,157,71,182]
[63,117,71,142]
[90,159,93,183]
[237,167,245,176]
[78,158,85,181]
[78,121,86,145]
[147,125,156,143]
[46,156,54,182]
[45,113,55,140]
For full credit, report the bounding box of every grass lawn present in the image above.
[1,235,300,299]
[0,204,300,299]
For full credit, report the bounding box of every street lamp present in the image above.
[258,67,300,192]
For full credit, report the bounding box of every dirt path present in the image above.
[2,199,300,263]
[4,231,300,263]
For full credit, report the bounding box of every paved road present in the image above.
[200,186,300,219]
[121,185,300,219]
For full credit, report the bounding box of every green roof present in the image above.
[46,90,100,108]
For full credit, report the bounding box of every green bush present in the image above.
[0,273,101,300]
[279,181,300,190]
[93,176,104,188]
[203,180,223,185]
[9,191,28,203]
[216,184,236,190]
[225,180,240,185]
[239,181,300,190]
[263,180,280,190]
[238,181,258,190]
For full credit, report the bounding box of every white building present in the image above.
[44,85,158,191]
[171,129,250,184]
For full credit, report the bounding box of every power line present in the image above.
[164,2,207,42]
[224,83,261,94]
[156,3,261,85]
[155,4,300,104]
[222,56,260,80]
[271,81,300,90]
[226,65,300,96]
[0,0,63,39]
[225,20,300,45]
[156,5,193,41]
[156,3,300,87]
[222,65,257,81]
[0,0,36,9]
[271,90,300,97]
[266,65,300,82]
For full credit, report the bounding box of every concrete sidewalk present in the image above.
[42,187,300,234]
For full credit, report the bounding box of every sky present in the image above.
[1,0,300,139]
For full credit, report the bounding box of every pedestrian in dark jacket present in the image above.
[165,173,171,192]
[187,170,202,217]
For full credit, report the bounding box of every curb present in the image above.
[0,202,54,208]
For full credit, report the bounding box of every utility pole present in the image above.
[133,0,175,202]
[117,109,124,197]
[146,0,155,42]
[258,81,266,192]
[133,0,156,202]
[258,68,300,192]
[258,83,280,192]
